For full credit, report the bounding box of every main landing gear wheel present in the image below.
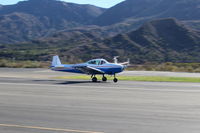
[102,76,107,82]
[92,77,97,82]
[113,78,118,83]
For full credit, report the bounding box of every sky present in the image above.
[0,0,125,8]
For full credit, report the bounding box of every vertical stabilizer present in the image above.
[52,55,62,67]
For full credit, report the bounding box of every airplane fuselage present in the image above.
[52,63,124,75]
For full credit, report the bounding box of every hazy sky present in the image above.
[0,0,125,8]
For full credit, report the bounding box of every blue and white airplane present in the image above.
[51,55,129,83]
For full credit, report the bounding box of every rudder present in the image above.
[51,55,62,67]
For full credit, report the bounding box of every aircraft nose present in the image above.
[119,64,125,71]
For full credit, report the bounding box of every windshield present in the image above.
[87,59,108,65]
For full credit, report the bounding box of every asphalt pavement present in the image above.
[0,68,200,133]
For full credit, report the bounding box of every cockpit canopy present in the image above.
[87,59,108,65]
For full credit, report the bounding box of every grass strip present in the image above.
[54,75,200,83]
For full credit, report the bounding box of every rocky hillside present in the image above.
[94,0,200,26]
[2,18,200,63]
[0,0,200,44]
[0,0,106,44]
[68,18,200,63]
[0,0,200,64]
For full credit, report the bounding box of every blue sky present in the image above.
[0,0,125,8]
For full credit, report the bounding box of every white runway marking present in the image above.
[0,124,104,133]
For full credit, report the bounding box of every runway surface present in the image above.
[1,68,200,133]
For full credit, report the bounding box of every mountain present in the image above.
[1,0,200,44]
[0,29,104,62]
[2,18,200,63]
[1,0,200,64]
[0,12,47,44]
[0,0,106,44]
[67,18,200,63]
[184,20,200,30]
[94,0,200,26]
[0,0,106,26]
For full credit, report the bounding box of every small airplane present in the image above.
[51,55,129,83]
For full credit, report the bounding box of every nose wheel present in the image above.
[113,78,118,83]
[113,74,118,83]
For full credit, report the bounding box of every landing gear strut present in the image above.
[113,74,118,83]
[91,75,98,82]
[102,75,107,82]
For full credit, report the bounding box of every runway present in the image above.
[1,68,200,133]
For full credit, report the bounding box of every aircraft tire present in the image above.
[102,77,107,82]
[92,77,97,82]
[113,78,118,83]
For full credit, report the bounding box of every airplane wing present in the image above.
[75,66,105,75]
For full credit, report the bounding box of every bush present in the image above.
[0,59,49,68]
[128,62,200,73]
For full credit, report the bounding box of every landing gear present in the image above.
[102,75,107,82]
[113,74,118,83]
[92,77,97,82]
[91,74,118,83]
[113,78,118,83]
[91,75,97,82]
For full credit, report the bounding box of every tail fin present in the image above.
[51,55,62,67]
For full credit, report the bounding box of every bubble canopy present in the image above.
[87,59,109,65]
